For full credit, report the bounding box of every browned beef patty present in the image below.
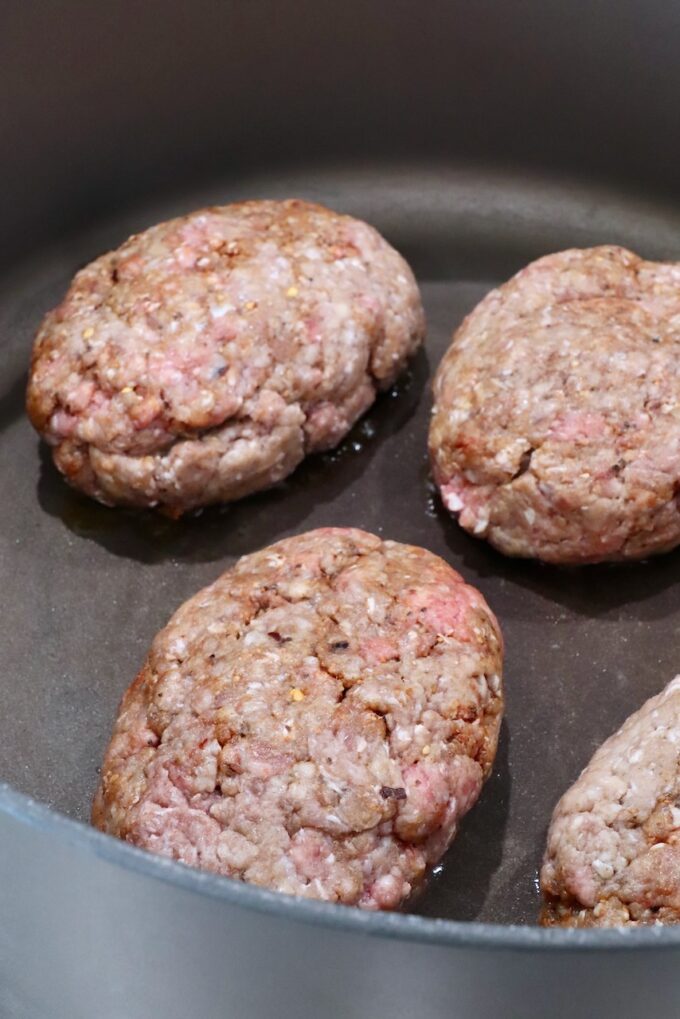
[430,246,680,564]
[541,675,680,927]
[92,528,503,909]
[28,200,424,514]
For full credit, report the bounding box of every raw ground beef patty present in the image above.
[541,675,680,927]
[429,246,680,564]
[27,200,424,514]
[92,528,503,909]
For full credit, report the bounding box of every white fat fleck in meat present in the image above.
[488,673,502,694]
[243,631,268,647]
[444,491,464,512]
[473,513,489,535]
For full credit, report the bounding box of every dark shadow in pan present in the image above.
[36,347,429,564]
[408,719,512,922]
[0,372,28,433]
[434,496,680,620]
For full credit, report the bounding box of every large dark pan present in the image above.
[2,3,680,1017]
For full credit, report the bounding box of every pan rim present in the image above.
[4,782,680,953]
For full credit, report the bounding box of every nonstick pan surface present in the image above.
[2,163,680,929]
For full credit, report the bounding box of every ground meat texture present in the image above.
[92,528,503,909]
[429,246,680,564]
[27,200,424,515]
[541,676,680,928]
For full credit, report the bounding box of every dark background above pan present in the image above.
[2,0,679,271]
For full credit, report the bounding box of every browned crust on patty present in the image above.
[430,246,680,564]
[541,675,680,927]
[28,200,424,514]
[93,528,503,909]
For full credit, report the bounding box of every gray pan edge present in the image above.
[4,782,680,953]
